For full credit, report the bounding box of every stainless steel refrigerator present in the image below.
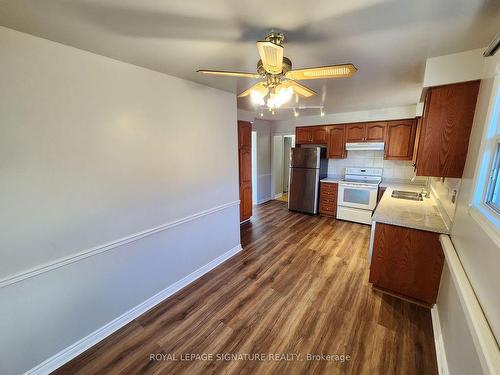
[288,147,328,214]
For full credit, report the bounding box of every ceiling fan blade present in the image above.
[197,70,260,78]
[286,64,357,80]
[237,82,267,98]
[256,41,284,74]
[281,81,317,98]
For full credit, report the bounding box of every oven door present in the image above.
[338,183,378,210]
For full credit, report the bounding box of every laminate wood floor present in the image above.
[54,201,438,375]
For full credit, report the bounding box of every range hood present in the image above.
[345,142,385,151]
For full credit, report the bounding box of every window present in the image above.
[485,142,500,214]
[471,75,500,236]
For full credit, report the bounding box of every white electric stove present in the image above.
[337,167,382,224]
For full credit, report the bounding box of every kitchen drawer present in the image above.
[320,196,337,205]
[320,203,337,216]
[321,183,338,193]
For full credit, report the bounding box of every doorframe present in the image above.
[251,131,258,204]
[271,132,295,199]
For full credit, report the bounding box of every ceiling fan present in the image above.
[197,31,357,110]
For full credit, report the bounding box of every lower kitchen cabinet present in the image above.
[369,222,444,306]
[319,182,338,216]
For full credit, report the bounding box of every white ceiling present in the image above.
[1,0,499,120]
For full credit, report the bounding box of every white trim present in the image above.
[24,243,243,375]
[256,197,272,205]
[1,200,240,288]
[274,193,283,199]
[439,235,500,375]
[431,306,450,375]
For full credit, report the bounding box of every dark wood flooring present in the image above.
[53,201,438,375]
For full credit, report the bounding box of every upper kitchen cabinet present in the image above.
[365,122,387,141]
[295,126,327,144]
[384,119,417,160]
[346,123,366,142]
[296,127,312,144]
[312,126,328,144]
[346,122,387,142]
[416,80,480,178]
[327,125,346,159]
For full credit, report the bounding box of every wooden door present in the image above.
[295,127,312,144]
[384,119,417,160]
[346,123,366,142]
[327,125,346,158]
[311,126,327,144]
[416,81,480,177]
[365,122,386,141]
[238,121,252,222]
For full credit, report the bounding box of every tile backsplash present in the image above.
[429,177,461,224]
[327,150,427,182]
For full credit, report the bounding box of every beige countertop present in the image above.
[320,176,342,183]
[372,184,449,234]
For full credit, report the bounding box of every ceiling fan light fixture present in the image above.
[250,89,265,105]
[256,41,284,74]
[293,108,299,117]
[273,86,294,108]
[320,108,325,117]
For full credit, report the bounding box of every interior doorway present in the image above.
[281,136,293,201]
[272,134,295,202]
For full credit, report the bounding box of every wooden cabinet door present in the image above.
[416,81,480,177]
[369,223,444,305]
[296,127,312,144]
[327,125,346,158]
[384,119,417,160]
[365,122,386,141]
[319,182,338,216]
[311,126,327,144]
[346,123,366,142]
[237,121,252,222]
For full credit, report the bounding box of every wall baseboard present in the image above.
[431,306,450,375]
[256,196,272,205]
[274,193,283,199]
[24,243,242,375]
[1,201,239,289]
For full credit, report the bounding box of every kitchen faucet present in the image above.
[420,187,430,198]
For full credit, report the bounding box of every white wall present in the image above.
[450,57,500,342]
[252,120,272,204]
[0,27,240,374]
[436,262,484,375]
[423,48,485,88]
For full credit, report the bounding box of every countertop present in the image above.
[320,175,342,183]
[372,184,449,234]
